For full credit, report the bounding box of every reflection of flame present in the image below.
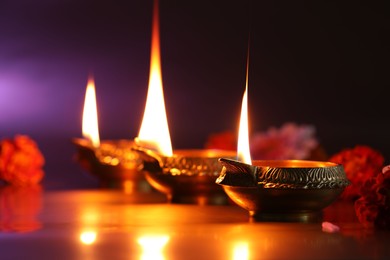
[237,52,252,164]
[232,241,249,260]
[80,230,97,245]
[137,235,170,260]
[79,207,99,245]
[137,0,173,157]
[81,208,99,224]
[82,75,100,147]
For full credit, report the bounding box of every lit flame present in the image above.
[237,51,252,164]
[137,234,170,260]
[137,0,173,157]
[82,75,100,147]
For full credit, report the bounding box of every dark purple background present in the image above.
[0,0,388,189]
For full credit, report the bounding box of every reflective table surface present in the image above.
[1,186,389,260]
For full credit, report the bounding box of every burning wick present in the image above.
[134,137,162,154]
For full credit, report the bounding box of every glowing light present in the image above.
[82,75,100,147]
[79,230,97,245]
[237,51,252,164]
[81,209,99,224]
[137,0,173,156]
[137,234,170,260]
[232,242,249,260]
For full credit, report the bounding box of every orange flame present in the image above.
[137,0,173,156]
[237,50,252,164]
[82,75,100,147]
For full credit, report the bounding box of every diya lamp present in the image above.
[72,75,146,192]
[131,0,236,205]
[217,158,350,222]
[216,59,350,222]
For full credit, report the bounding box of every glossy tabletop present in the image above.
[1,187,389,260]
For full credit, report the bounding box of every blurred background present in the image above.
[0,0,388,189]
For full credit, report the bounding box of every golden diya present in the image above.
[216,71,350,222]
[72,75,146,192]
[131,0,236,205]
[217,158,350,222]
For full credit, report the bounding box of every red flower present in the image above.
[329,145,384,200]
[354,165,390,229]
[204,131,236,151]
[0,135,45,186]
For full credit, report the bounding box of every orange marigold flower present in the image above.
[329,145,384,200]
[0,135,45,186]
